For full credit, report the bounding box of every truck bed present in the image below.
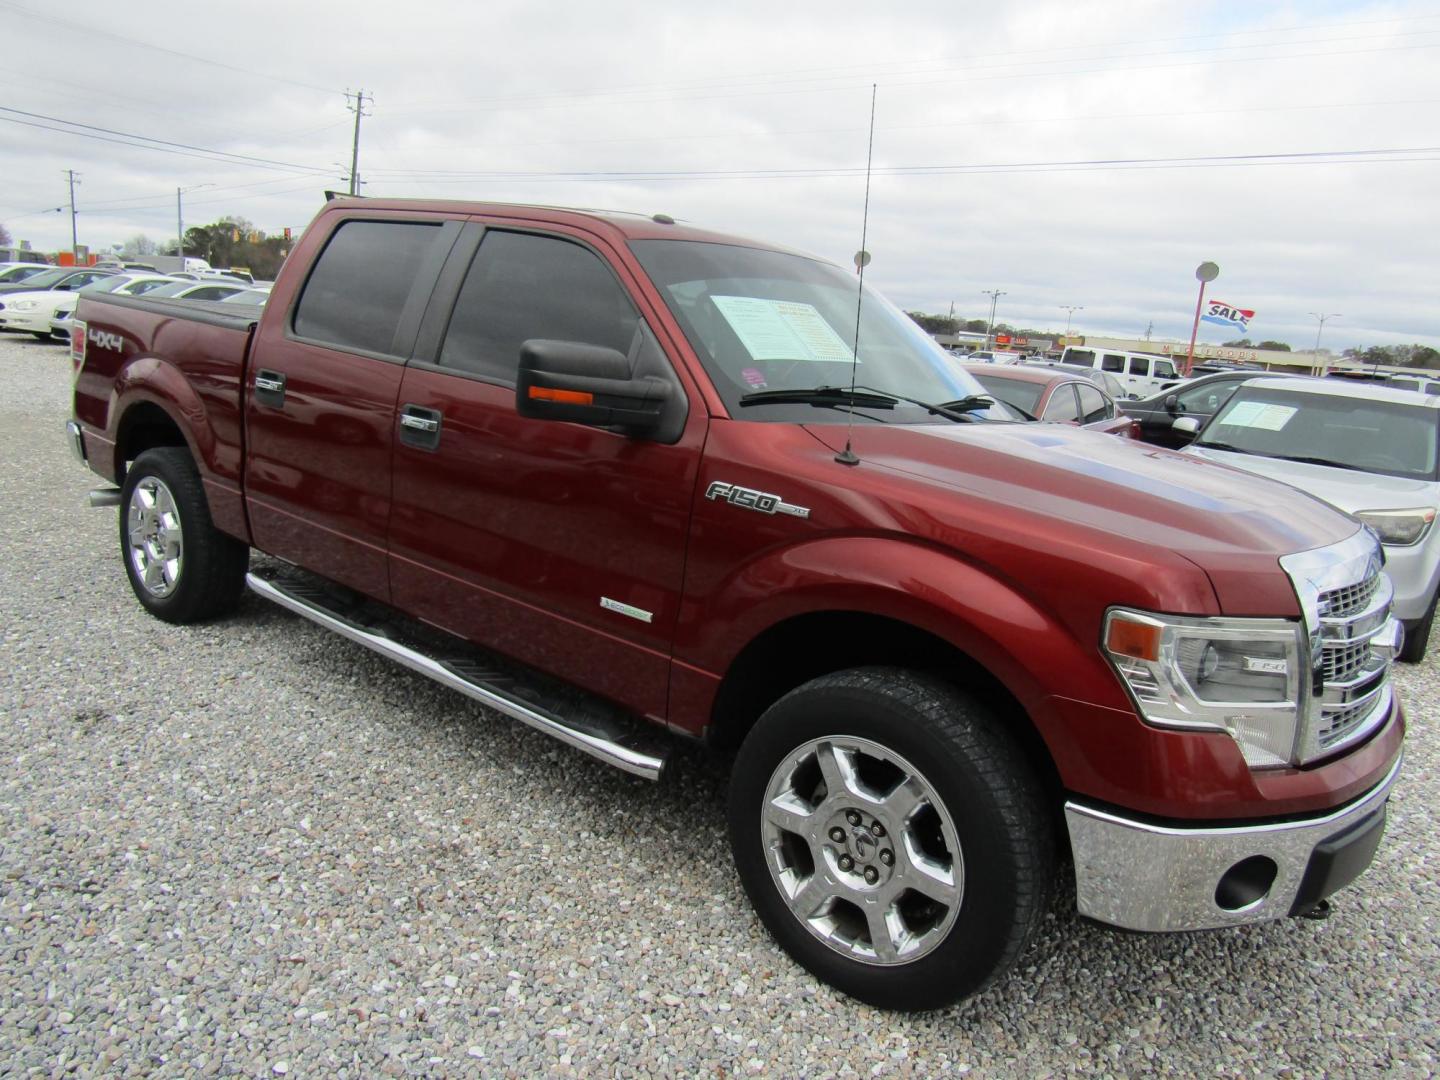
[73,290,259,542]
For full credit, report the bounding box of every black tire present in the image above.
[1400,591,1436,663]
[119,447,249,624]
[728,667,1053,1011]
[30,332,52,342]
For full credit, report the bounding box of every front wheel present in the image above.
[728,668,1053,1011]
[119,447,249,623]
[1400,590,1436,663]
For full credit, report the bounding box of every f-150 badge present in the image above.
[705,481,810,519]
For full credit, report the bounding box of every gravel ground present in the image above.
[1,331,1436,1077]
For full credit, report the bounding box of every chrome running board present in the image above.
[246,569,670,780]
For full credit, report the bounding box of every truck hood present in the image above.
[1184,446,1440,514]
[806,421,1362,617]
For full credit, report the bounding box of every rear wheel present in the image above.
[120,447,249,623]
[728,667,1053,1011]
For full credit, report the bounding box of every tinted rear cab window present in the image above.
[293,220,442,356]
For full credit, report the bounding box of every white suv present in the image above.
[1183,377,1440,661]
[1060,346,1181,397]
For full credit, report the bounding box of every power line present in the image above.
[382,28,1440,116]
[360,145,1440,183]
[0,107,335,175]
[0,0,342,96]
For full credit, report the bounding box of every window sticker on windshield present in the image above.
[711,296,855,363]
[1220,401,1297,431]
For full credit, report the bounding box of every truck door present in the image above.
[386,223,706,721]
[243,215,459,601]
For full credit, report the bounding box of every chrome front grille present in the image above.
[1312,564,1394,757]
[1318,574,1380,620]
[1281,531,1398,764]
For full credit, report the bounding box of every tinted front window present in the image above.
[439,231,638,383]
[631,239,1002,425]
[1155,360,1177,378]
[293,220,441,356]
[1200,387,1440,480]
[1177,378,1240,414]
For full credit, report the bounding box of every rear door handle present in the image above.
[399,404,443,450]
[254,369,286,408]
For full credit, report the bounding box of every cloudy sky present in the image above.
[2,0,1436,352]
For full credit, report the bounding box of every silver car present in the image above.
[1182,377,1440,661]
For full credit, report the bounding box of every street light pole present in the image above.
[982,289,1006,350]
[1061,304,1083,339]
[1309,312,1341,373]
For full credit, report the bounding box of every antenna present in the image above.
[836,84,877,468]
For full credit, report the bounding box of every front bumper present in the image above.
[0,307,56,333]
[1065,753,1401,931]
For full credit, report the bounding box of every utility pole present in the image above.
[981,289,1006,350]
[176,187,184,265]
[66,169,81,260]
[1061,304,1084,339]
[345,89,372,196]
[1310,312,1341,374]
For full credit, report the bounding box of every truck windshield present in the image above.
[1197,385,1440,481]
[630,239,1004,425]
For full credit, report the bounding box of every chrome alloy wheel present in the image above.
[126,476,184,598]
[761,736,963,966]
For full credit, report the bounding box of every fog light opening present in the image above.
[1215,855,1278,912]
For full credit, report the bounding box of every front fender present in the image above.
[677,535,1131,719]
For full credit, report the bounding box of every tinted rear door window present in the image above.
[438,230,639,384]
[1102,353,1125,373]
[293,220,442,357]
[1043,384,1081,421]
[1077,384,1110,422]
[1127,356,1150,376]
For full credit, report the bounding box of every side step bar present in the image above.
[245,570,670,780]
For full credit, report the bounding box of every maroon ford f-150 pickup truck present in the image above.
[67,197,1404,1010]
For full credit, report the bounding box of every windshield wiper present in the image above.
[939,395,1030,421]
[739,386,899,410]
[1267,453,1365,471]
[854,386,995,423]
[1195,440,1256,455]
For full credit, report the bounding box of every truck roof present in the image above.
[321,195,814,257]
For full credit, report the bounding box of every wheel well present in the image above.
[115,403,187,482]
[707,611,1061,802]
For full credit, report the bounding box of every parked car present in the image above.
[47,275,180,339]
[1183,377,1440,660]
[142,280,250,302]
[960,362,1138,435]
[1121,370,1299,448]
[1022,359,1134,401]
[0,265,116,299]
[67,197,1404,1011]
[1059,346,1182,397]
[1,272,177,339]
[218,287,272,307]
[0,262,52,285]
[966,349,1023,364]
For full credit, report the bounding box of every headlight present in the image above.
[13,299,39,311]
[1103,608,1305,768]
[1354,508,1435,547]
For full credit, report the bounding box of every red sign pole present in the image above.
[1185,280,1207,378]
[1186,261,1219,378]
